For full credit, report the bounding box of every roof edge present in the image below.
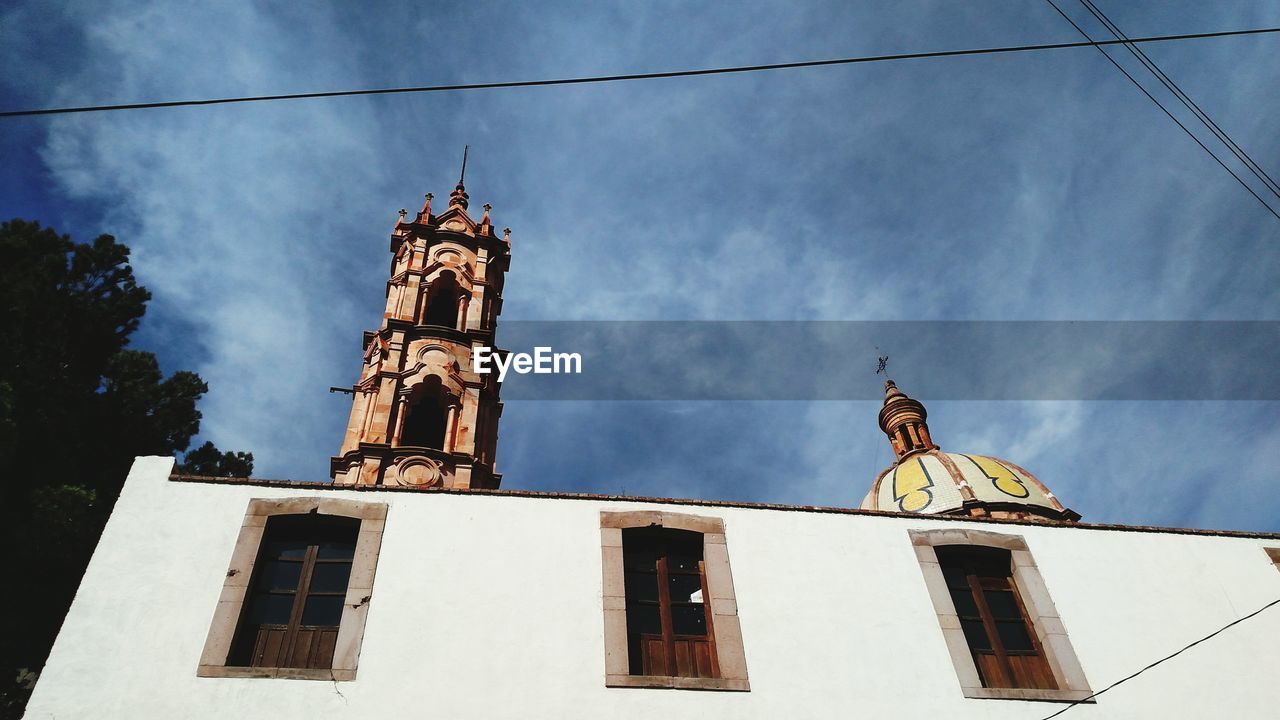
[167,474,1280,541]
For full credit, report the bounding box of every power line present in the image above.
[1,27,1277,119]
[1042,2,1280,222]
[1038,596,1280,719]
[1075,0,1280,201]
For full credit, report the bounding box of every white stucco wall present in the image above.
[25,456,1280,719]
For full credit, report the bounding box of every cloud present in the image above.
[4,0,1277,530]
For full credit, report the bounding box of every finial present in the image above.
[449,148,471,210]
[480,203,492,229]
[399,208,407,217]
[503,227,511,242]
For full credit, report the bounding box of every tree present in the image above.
[0,219,252,719]
[178,440,255,478]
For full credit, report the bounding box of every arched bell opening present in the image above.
[421,271,463,330]
[395,376,458,451]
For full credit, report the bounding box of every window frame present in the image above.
[600,511,749,691]
[197,497,388,681]
[909,529,1093,703]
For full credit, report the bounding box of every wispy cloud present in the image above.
[2,0,1277,530]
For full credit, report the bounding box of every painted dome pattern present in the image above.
[861,449,1067,517]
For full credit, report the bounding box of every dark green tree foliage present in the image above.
[178,440,255,477]
[0,219,253,718]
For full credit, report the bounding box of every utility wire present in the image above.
[1076,0,1280,201]
[1038,596,1280,719]
[1042,1,1280,222]
[1,27,1277,119]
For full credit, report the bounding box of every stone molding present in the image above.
[600,510,750,691]
[196,497,388,681]
[908,528,1094,703]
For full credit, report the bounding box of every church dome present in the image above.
[860,381,1079,523]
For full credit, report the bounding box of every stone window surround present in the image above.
[909,528,1094,703]
[197,497,388,681]
[600,511,750,691]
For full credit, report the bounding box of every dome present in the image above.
[862,380,1079,523]
[861,448,1078,521]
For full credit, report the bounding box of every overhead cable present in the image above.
[1,26,1277,118]
[1037,596,1280,719]
[1076,0,1280,201]
[1042,1,1280,221]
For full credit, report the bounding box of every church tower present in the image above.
[331,151,509,488]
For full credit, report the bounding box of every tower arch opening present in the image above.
[421,271,461,329]
[400,377,453,451]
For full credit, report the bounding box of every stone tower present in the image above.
[331,153,509,488]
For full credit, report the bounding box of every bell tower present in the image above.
[331,150,509,488]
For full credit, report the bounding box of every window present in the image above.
[198,498,387,681]
[226,515,358,670]
[622,527,716,678]
[910,529,1093,703]
[600,511,749,691]
[936,546,1055,690]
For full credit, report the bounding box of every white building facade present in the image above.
[24,455,1280,719]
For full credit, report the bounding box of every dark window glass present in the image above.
[942,566,969,590]
[626,605,662,636]
[316,541,356,560]
[671,605,708,636]
[309,562,353,593]
[667,572,703,603]
[258,560,303,591]
[997,621,1035,652]
[949,588,979,617]
[249,594,295,625]
[961,619,991,650]
[624,570,659,603]
[227,514,360,670]
[302,596,346,626]
[668,551,701,573]
[271,540,309,560]
[623,550,657,572]
[984,590,1021,620]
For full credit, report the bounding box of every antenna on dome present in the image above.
[458,144,469,185]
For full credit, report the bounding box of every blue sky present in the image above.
[2,1,1277,530]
